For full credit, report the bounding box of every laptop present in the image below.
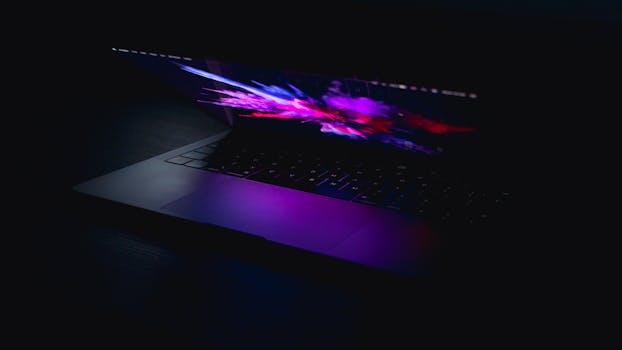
[74,48,513,276]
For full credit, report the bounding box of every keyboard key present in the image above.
[349,185,362,192]
[306,177,321,184]
[166,156,192,165]
[353,194,378,206]
[385,203,403,211]
[248,169,280,183]
[185,160,208,168]
[266,168,279,175]
[363,188,389,203]
[307,168,329,179]
[328,172,348,182]
[206,164,224,172]
[183,151,209,160]
[315,184,359,200]
[225,171,246,177]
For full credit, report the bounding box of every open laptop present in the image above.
[74,48,513,276]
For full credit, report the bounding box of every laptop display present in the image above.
[116,49,484,160]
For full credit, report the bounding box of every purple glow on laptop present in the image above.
[177,63,474,155]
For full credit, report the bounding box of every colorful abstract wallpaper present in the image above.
[176,63,475,155]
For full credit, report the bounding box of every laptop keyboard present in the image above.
[166,139,511,226]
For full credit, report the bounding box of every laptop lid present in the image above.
[112,49,504,173]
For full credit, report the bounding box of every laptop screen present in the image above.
[116,48,483,158]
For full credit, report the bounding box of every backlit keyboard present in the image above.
[166,139,511,226]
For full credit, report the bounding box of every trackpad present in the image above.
[161,174,369,253]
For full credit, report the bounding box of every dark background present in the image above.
[17,1,620,348]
